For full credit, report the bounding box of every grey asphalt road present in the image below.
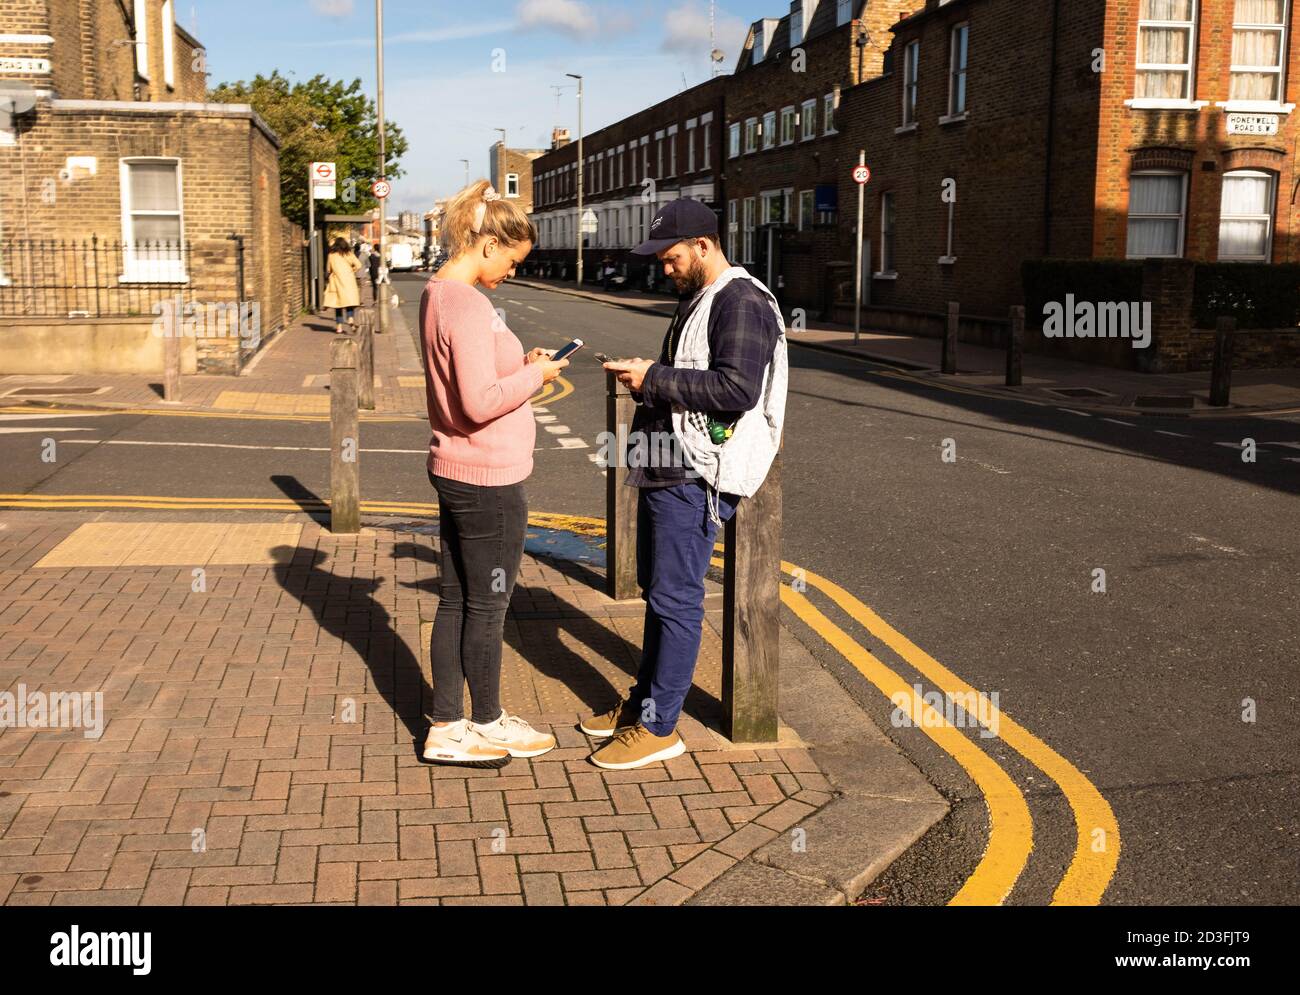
[4,269,1297,906]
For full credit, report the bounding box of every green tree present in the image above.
[209,71,408,229]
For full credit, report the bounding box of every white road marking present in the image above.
[59,439,427,454]
[526,305,543,312]
[1214,442,1250,450]
[535,414,558,423]
[0,427,95,434]
[557,437,588,449]
[0,412,113,420]
[1267,441,1300,450]
[543,424,570,434]
[1101,418,1136,427]
[532,407,549,414]
[1058,408,1091,417]
[1187,535,1245,555]
[1155,430,1191,438]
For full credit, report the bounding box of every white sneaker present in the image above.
[421,719,511,767]
[470,710,556,759]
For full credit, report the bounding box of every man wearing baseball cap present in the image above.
[586,198,788,769]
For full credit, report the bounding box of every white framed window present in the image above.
[902,41,920,125]
[655,130,665,176]
[799,189,814,231]
[161,0,175,89]
[701,112,714,169]
[687,119,697,172]
[761,189,783,225]
[1229,0,1288,102]
[791,5,805,47]
[727,199,738,259]
[780,105,797,144]
[1135,0,1198,101]
[762,110,776,149]
[799,98,817,141]
[1126,170,1187,258]
[133,0,150,80]
[837,0,853,27]
[506,172,519,197]
[879,191,896,275]
[823,92,837,134]
[744,117,758,153]
[1218,169,1275,260]
[641,137,650,179]
[753,23,767,64]
[742,197,756,263]
[668,125,678,176]
[948,23,968,116]
[729,122,741,158]
[120,157,186,282]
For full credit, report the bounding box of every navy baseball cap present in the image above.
[631,198,719,255]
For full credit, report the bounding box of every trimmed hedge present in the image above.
[1193,263,1300,329]
[1021,260,1144,328]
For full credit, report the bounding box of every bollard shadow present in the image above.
[271,474,330,526]
[392,539,721,725]
[270,544,431,743]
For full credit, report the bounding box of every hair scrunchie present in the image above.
[471,187,504,234]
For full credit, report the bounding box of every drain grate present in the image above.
[1046,386,1113,399]
[5,386,107,396]
[1135,394,1195,408]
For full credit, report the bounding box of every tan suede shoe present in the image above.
[579,696,641,739]
[590,723,686,770]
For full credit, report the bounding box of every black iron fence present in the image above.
[0,238,196,319]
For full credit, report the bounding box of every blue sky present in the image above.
[189,0,773,213]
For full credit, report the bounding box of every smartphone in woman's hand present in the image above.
[550,338,584,362]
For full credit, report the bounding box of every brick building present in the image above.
[0,0,304,375]
[528,80,726,287]
[489,142,545,215]
[834,0,1300,369]
[722,0,896,311]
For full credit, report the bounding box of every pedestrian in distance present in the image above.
[418,179,570,767]
[367,243,381,304]
[590,198,788,770]
[322,237,362,333]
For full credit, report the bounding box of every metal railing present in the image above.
[0,238,195,319]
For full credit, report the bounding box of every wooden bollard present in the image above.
[330,336,360,534]
[942,301,959,375]
[163,318,181,402]
[1006,305,1025,387]
[604,369,639,600]
[722,450,781,744]
[357,319,375,411]
[1209,315,1235,407]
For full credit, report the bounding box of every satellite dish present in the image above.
[0,93,37,115]
[710,49,725,63]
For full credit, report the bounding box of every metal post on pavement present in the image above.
[943,300,959,375]
[375,0,388,336]
[330,336,361,534]
[723,449,782,744]
[568,72,584,287]
[163,315,181,403]
[1006,305,1024,387]
[307,171,317,312]
[1210,315,1236,407]
[854,149,865,346]
[604,370,638,600]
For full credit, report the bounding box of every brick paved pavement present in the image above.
[0,511,833,906]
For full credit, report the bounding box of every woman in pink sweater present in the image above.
[419,180,568,767]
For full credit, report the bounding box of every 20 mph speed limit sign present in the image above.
[852,164,871,185]
[372,180,391,199]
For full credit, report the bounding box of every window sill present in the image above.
[801,135,815,142]
[823,128,839,137]
[0,277,10,287]
[1123,98,1209,111]
[1216,100,1295,114]
[938,255,957,266]
[872,271,898,281]
[120,273,190,285]
[938,112,968,126]
[894,122,918,135]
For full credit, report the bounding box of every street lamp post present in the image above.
[460,159,469,188]
[566,72,583,287]
[375,0,387,334]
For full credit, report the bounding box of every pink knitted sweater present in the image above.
[419,277,544,486]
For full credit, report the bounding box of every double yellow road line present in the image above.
[0,493,1118,904]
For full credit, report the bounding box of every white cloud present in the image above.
[516,0,599,38]
[661,1,746,63]
[293,20,515,48]
[309,0,354,18]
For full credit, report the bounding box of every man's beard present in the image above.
[672,257,709,296]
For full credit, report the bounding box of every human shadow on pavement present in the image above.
[392,539,721,726]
